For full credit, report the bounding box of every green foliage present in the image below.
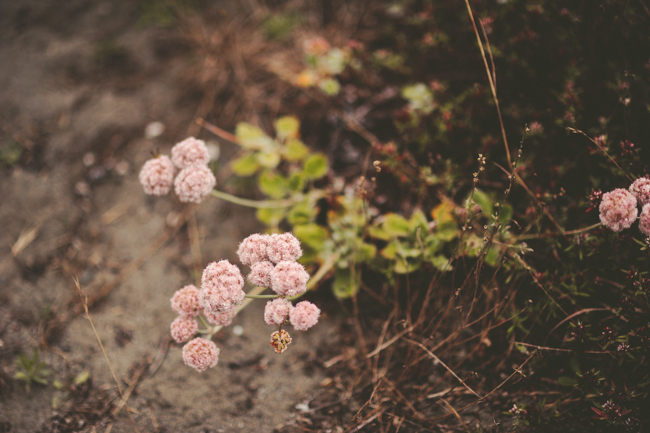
[0,139,23,166]
[14,348,50,392]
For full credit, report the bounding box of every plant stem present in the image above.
[210,190,297,208]
[245,294,279,299]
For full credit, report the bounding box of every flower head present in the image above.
[270,261,309,297]
[248,261,274,287]
[170,285,202,317]
[174,164,216,204]
[199,260,245,313]
[270,330,292,354]
[303,37,331,56]
[264,298,293,325]
[639,203,650,238]
[237,234,271,266]
[267,233,302,264]
[629,177,650,206]
[170,316,198,343]
[204,308,237,327]
[289,301,320,331]
[182,337,220,372]
[599,188,638,232]
[171,137,210,169]
[139,155,175,196]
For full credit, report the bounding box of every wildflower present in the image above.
[199,260,245,313]
[171,137,210,169]
[182,337,220,372]
[629,177,650,206]
[599,188,638,232]
[270,330,292,354]
[237,233,271,267]
[639,203,650,237]
[139,155,175,196]
[204,308,237,327]
[170,285,202,317]
[174,164,216,204]
[248,260,274,287]
[267,233,302,264]
[528,121,543,134]
[270,261,309,297]
[303,37,331,56]
[290,301,320,331]
[170,316,198,343]
[264,298,293,325]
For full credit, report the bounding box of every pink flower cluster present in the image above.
[168,268,243,373]
[139,137,216,204]
[599,177,650,237]
[169,233,320,371]
[237,232,307,296]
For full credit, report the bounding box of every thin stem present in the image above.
[245,294,279,299]
[210,190,297,208]
[464,0,511,166]
[196,118,239,144]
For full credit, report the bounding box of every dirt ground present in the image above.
[0,1,335,432]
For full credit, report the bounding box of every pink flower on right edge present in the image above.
[182,337,220,373]
[629,177,650,206]
[639,203,650,238]
[290,301,321,331]
[139,155,175,196]
[599,188,638,232]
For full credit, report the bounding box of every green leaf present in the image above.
[471,189,493,218]
[558,377,578,387]
[431,255,452,271]
[367,225,391,241]
[286,172,305,192]
[436,221,458,242]
[394,259,420,274]
[303,153,329,180]
[288,202,316,225]
[231,153,260,176]
[282,138,310,161]
[274,116,300,141]
[383,213,411,237]
[294,224,329,250]
[380,242,398,260]
[74,370,91,385]
[500,204,513,223]
[235,122,273,150]
[354,242,377,263]
[258,170,288,199]
[256,207,285,227]
[256,150,281,169]
[332,268,359,299]
[409,209,429,232]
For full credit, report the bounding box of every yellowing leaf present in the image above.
[274,116,300,141]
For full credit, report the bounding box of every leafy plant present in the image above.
[14,348,50,392]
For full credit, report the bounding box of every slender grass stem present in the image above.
[210,190,297,208]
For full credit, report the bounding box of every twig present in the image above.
[366,326,413,358]
[74,278,140,433]
[464,0,511,166]
[515,341,615,355]
[405,339,481,399]
[566,127,634,182]
[195,118,239,144]
[545,308,617,343]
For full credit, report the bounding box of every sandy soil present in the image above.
[0,1,334,431]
